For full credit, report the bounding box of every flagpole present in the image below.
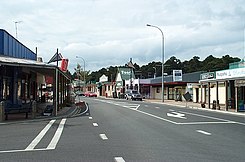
[56,48,58,67]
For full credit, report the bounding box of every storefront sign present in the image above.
[60,58,69,72]
[173,70,182,82]
[235,80,245,87]
[200,72,215,80]
[216,68,245,79]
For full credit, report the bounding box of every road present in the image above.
[0,97,245,162]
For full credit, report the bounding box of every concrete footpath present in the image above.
[143,99,245,117]
[0,102,78,124]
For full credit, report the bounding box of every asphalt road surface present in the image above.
[0,97,245,162]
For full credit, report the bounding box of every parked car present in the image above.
[84,91,97,97]
[125,90,143,101]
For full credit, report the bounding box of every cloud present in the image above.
[0,0,244,73]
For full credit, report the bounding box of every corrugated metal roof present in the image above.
[149,71,204,84]
[0,55,56,69]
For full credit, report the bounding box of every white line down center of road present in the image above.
[114,157,125,162]
[93,123,99,127]
[100,134,108,140]
[89,117,93,120]
[47,118,67,149]
[25,119,56,150]
[196,130,212,135]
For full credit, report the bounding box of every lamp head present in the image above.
[146,24,151,27]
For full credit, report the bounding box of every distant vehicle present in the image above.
[43,105,53,116]
[84,91,97,97]
[76,91,84,96]
[125,90,143,101]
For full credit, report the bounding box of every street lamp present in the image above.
[147,24,165,102]
[153,67,156,79]
[76,56,86,92]
[14,21,22,39]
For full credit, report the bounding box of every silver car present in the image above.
[125,90,143,101]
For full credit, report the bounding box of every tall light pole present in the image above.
[153,67,156,79]
[76,56,86,92]
[147,24,165,102]
[14,21,22,39]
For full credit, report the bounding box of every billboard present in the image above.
[173,70,182,81]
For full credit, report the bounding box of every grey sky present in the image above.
[1,0,244,73]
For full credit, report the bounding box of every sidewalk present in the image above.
[144,99,245,116]
[0,101,77,123]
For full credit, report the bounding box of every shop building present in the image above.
[196,61,245,112]
[0,29,71,118]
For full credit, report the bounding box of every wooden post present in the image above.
[0,101,5,121]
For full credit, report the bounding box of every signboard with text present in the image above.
[216,68,245,80]
[173,70,182,82]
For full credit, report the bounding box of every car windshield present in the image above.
[131,91,138,94]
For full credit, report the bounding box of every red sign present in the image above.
[60,58,69,72]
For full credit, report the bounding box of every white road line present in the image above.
[177,121,236,125]
[93,123,99,127]
[25,119,56,150]
[89,117,93,120]
[114,157,125,162]
[155,107,160,109]
[136,105,140,110]
[144,105,149,107]
[0,148,54,154]
[47,118,67,149]
[196,130,212,135]
[136,109,178,124]
[179,111,235,122]
[99,134,108,140]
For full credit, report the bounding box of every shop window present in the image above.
[157,87,160,93]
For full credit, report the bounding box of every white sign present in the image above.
[216,68,245,80]
[167,112,186,119]
[173,70,182,82]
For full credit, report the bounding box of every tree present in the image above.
[164,56,182,74]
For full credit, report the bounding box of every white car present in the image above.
[125,90,143,101]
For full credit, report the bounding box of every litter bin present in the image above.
[238,100,244,111]
[212,100,216,109]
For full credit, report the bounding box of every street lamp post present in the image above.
[14,21,22,39]
[153,67,156,79]
[76,56,86,92]
[147,24,165,102]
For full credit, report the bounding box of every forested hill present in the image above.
[72,55,241,82]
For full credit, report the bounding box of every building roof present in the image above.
[0,55,71,79]
[149,71,204,84]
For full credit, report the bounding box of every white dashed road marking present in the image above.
[99,134,108,140]
[89,117,93,120]
[93,123,99,127]
[114,157,126,162]
[196,130,211,136]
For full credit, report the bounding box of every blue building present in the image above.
[0,29,71,118]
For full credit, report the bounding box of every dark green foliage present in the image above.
[71,55,241,81]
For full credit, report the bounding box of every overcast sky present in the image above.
[1,0,244,73]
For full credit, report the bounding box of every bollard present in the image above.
[0,101,5,122]
[31,101,36,119]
